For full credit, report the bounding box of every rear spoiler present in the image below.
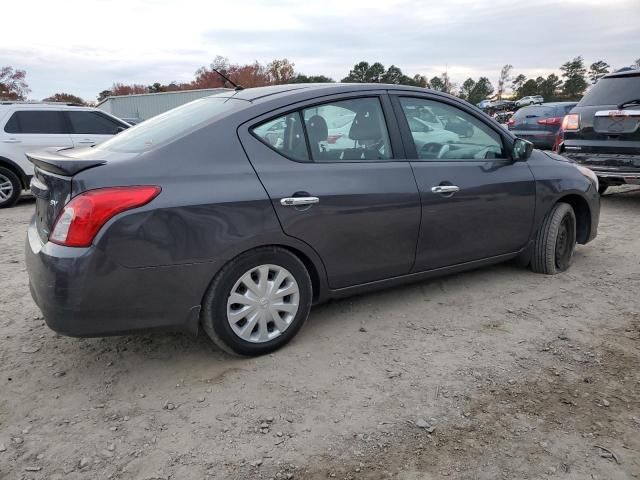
[26,148,105,176]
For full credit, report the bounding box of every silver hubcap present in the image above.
[226,264,300,343]
[0,174,14,202]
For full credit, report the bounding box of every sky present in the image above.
[1,0,639,101]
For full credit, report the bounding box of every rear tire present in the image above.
[530,202,576,275]
[598,184,609,195]
[201,247,312,356]
[0,167,21,208]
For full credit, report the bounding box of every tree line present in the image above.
[2,56,639,106]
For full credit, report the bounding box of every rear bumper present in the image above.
[25,217,205,337]
[561,151,640,185]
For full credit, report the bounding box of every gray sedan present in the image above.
[25,83,600,356]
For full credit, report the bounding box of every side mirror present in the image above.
[512,137,533,161]
[115,126,127,134]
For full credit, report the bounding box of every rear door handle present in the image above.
[431,185,460,194]
[2,139,21,143]
[280,196,320,206]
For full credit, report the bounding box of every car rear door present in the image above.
[390,93,536,271]
[238,93,421,289]
[1,110,73,176]
[65,110,127,147]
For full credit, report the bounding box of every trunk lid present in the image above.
[26,147,105,242]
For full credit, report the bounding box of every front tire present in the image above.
[530,202,576,275]
[0,167,21,208]
[201,247,312,356]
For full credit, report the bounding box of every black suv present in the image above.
[558,69,640,194]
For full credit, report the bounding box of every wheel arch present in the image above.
[0,156,28,189]
[556,193,591,244]
[199,240,329,309]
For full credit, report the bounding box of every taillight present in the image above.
[561,113,580,131]
[537,116,563,126]
[507,118,515,126]
[327,134,343,144]
[49,186,161,247]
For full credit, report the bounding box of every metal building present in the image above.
[96,88,230,122]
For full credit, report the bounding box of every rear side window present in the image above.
[67,111,124,135]
[252,112,309,162]
[252,97,393,163]
[578,75,640,106]
[302,98,392,162]
[3,111,67,134]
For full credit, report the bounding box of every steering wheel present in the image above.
[420,142,450,159]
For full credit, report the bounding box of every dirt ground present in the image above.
[1,187,639,480]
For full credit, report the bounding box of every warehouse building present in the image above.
[96,88,230,122]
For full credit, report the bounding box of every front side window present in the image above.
[302,97,392,162]
[399,97,506,160]
[67,111,124,135]
[4,111,67,134]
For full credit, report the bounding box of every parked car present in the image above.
[515,95,544,107]
[557,69,640,194]
[0,102,130,208]
[120,117,141,125]
[508,102,578,150]
[476,99,493,110]
[25,84,600,356]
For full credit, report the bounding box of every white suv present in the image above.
[515,95,544,107]
[0,102,129,208]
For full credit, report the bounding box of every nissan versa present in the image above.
[25,84,600,356]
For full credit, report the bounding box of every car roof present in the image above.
[0,102,94,111]
[603,69,640,79]
[212,83,461,103]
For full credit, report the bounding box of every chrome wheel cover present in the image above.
[0,173,14,202]
[226,264,300,343]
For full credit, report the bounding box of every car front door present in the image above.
[239,94,421,289]
[65,110,127,147]
[390,93,536,271]
[1,110,73,176]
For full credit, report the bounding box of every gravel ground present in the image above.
[1,188,639,480]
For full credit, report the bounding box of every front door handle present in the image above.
[431,185,460,194]
[76,139,95,144]
[280,196,320,207]
[2,139,21,143]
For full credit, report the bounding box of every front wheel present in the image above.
[530,202,576,274]
[201,247,312,356]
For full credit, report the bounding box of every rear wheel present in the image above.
[531,202,576,275]
[598,184,609,195]
[201,247,312,356]
[0,167,21,208]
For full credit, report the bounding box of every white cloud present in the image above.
[1,0,638,100]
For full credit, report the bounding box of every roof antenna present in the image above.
[211,68,244,91]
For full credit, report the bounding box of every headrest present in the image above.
[349,108,383,141]
[306,115,328,142]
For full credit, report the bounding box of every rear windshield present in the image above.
[95,96,246,153]
[513,105,556,119]
[578,75,640,106]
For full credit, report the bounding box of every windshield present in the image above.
[578,75,640,106]
[95,96,246,153]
